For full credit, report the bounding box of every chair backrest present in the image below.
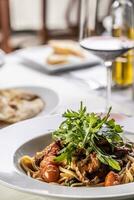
[42,0,81,41]
[65,0,81,29]
[43,0,75,29]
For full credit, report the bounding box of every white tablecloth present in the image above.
[0,52,133,200]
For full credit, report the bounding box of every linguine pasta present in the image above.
[20,104,134,187]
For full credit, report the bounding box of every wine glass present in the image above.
[79,0,134,111]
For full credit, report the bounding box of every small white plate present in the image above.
[0,115,134,200]
[17,45,101,74]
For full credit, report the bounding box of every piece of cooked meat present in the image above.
[87,164,110,182]
[79,153,100,173]
[43,141,61,157]
[114,146,130,158]
[38,142,61,183]
[105,171,120,186]
[71,153,100,184]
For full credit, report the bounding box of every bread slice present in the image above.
[48,40,85,58]
[47,54,69,65]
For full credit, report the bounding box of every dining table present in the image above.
[0,48,134,200]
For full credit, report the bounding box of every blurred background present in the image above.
[0,1,134,199]
[0,0,133,109]
[0,0,124,52]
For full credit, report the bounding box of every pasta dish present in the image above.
[20,103,134,187]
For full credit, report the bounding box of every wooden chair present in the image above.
[41,0,81,43]
[0,0,81,52]
[0,0,12,52]
[0,0,114,53]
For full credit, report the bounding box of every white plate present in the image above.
[1,86,59,117]
[17,45,101,74]
[0,115,134,200]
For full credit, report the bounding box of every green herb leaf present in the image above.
[107,157,121,171]
[52,103,124,170]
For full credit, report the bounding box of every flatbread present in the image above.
[0,89,44,124]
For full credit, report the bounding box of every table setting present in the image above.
[0,40,133,200]
[0,0,134,200]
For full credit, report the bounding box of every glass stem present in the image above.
[105,61,112,111]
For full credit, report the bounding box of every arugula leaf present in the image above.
[90,134,121,171]
[106,119,123,133]
[54,143,76,164]
[52,103,123,170]
[97,153,121,171]
[107,157,121,171]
